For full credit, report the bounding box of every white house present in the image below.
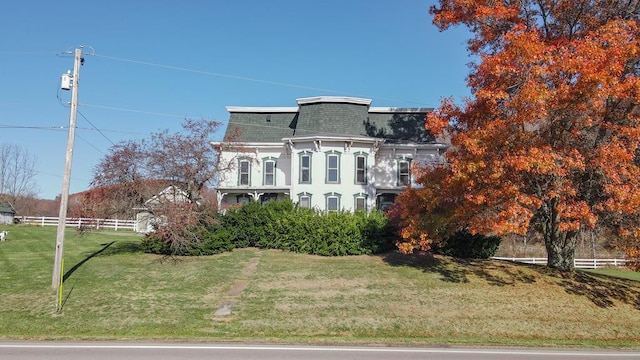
[212,96,448,212]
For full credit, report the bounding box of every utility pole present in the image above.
[52,47,83,290]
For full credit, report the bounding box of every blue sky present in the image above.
[1,0,472,200]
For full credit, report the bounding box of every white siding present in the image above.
[287,140,377,212]
[217,146,288,189]
[216,140,445,212]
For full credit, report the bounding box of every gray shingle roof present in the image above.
[223,97,434,144]
[0,202,15,214]
[224,112,297,142]
[366,111,435,143]
[295,102,370,137]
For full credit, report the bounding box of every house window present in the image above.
[377,193,397,211]
[325,192,341,212]
[260,193,278,204]
[397,159,411,186]
[299,152,312,184]
[239,159,251,186]
[263,158,276,186]
[355,153,367,184]
[326,151,341,184]
[298,193,311,208]
[236,194,251,204]
[354,194,367,211]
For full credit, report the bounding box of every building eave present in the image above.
[296,96,372,106]
[281,134,381,143]
[369,107,433,113]
[380,142,449,149]
[216,186,291,193]
[225,106,298,113]
[211,141,285,148]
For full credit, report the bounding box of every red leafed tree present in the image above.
[394,1,640,271]
[90,118,226,253]
[88,140,158,218]
[91,119,222,212]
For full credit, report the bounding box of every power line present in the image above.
[81,103,191,119]
[0,51,57,56]
[37,170,91,182]
[93,53,436,107]
[75,132,105,154]
[75,126,143,134]
[77,110,116,146]
[0,125,66,131]
[2,50,435,106]
[0,124,142,134]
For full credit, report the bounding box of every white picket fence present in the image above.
[18,216,136,231]
[492,257,629,269]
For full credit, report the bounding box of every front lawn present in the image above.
[0,224,639,347]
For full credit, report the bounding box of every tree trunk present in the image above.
[540,199,578,272]
[545,232,577,272]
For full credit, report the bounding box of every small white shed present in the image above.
[0,202,16,225]
[134,185,190,233]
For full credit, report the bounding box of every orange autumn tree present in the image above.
[394,0,640,271]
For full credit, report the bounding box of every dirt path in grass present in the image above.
[211,251,262,317]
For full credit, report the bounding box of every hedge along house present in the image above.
[212,96,448,212]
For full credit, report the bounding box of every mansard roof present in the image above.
[223,96,435,144]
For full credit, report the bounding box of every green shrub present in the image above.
[433,230,501,259]
[220,201,274,248]
[222,200,396,256]
[358,210,396,254]
[142,199,398,257]
[196,228,235,255]
[141,232,172,254]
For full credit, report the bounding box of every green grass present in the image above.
[1,224,639,348]
[586,268,640,282]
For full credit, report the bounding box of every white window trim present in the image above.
[263,157,277,186]
[299,152,312,184]
[297,192,312,208]
[238,158,251,186]
[324,192,341,212]
[354,152,368,185]
[325,151,341,184]
[397,158,411,186]
[354,193,368,211]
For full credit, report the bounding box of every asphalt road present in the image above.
[1,343,639,360]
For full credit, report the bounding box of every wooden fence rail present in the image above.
[18,216,136,231]
[492,257,629,269]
